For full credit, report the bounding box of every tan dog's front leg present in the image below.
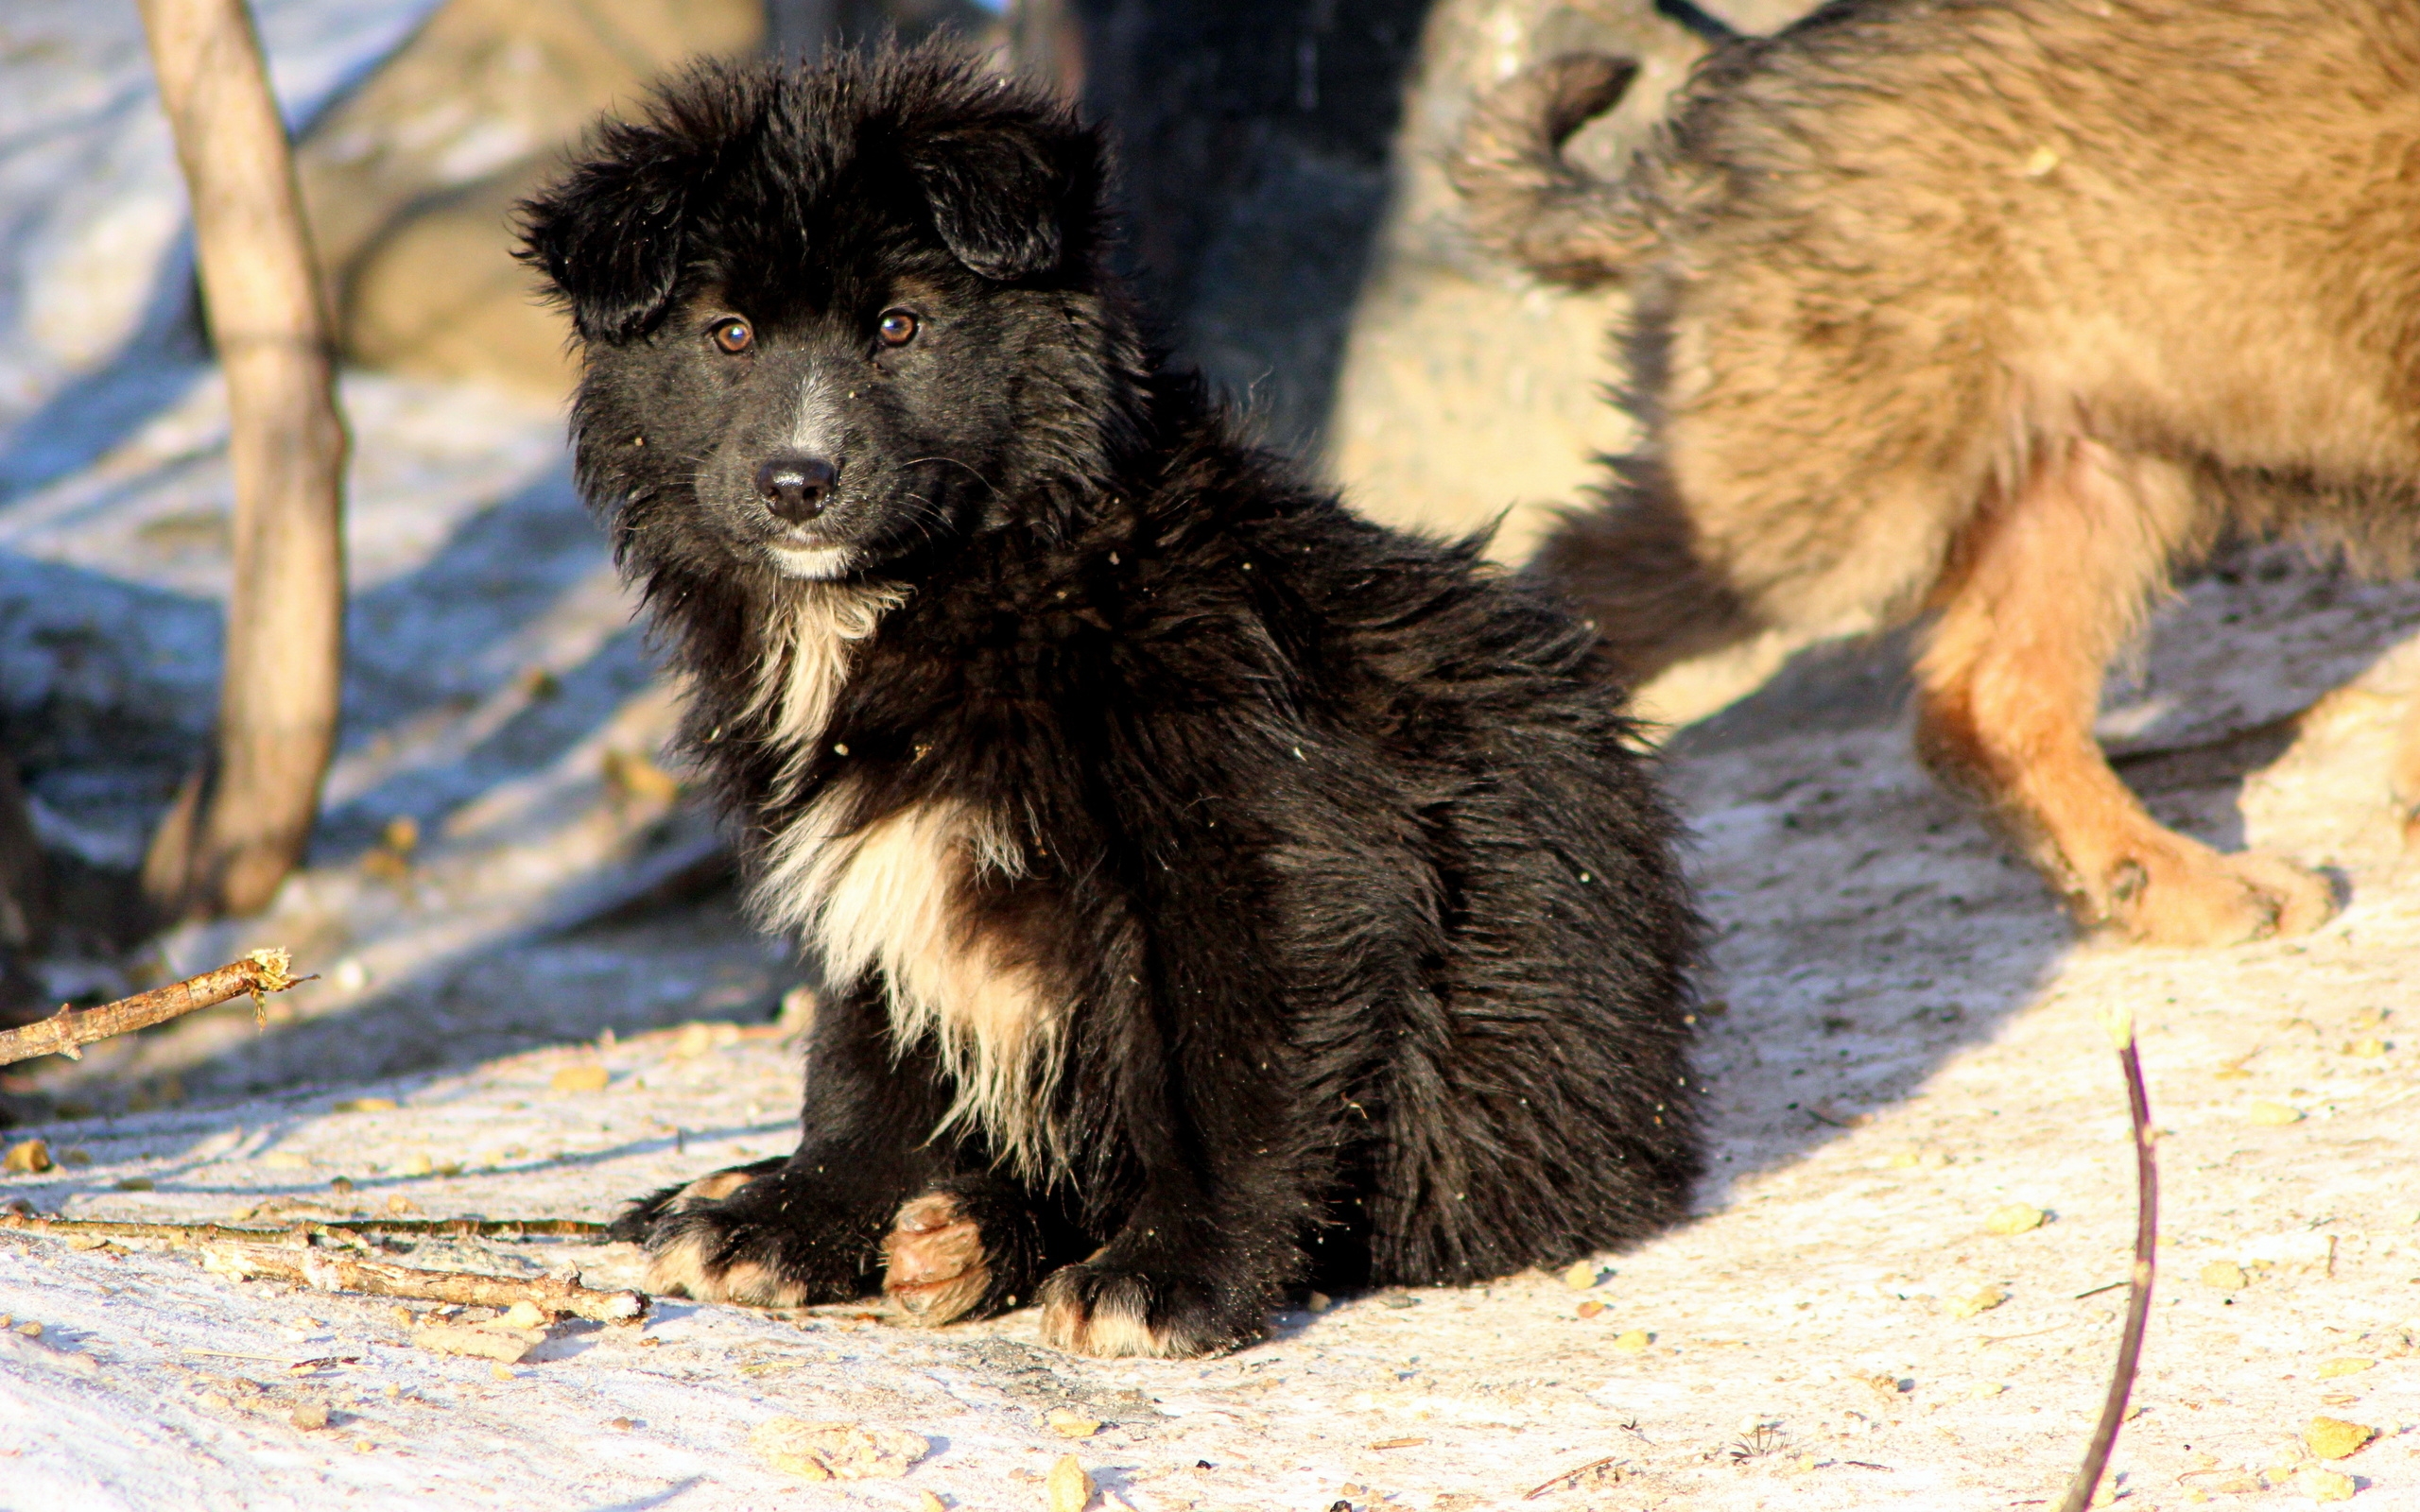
[1913,439,2331,946]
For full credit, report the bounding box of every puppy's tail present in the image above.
[1450,53,1658,290]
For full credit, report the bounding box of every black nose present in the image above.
[755,455,837,524]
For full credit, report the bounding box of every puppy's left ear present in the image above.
[905,121,1096,282]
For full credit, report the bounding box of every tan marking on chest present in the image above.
[756,784,1060,1177]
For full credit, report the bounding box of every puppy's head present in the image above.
[520,47,1143,585]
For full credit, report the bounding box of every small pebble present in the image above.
[1613,1329,1651,1353]
[2247,1100,2304,1126]
[332,1098,397,1114]
[2299,1467,2359,1503]
[2307,1417,2377,1460]
[1046,1453,1093,1512]
[3,1139,51,1174]
[1946,1283,2009,1319]
[2199,1262,2248,1292]
[2317,1357,2375,1380]
[1577,1299,1605,1318]
[1046,1408,1102,1438]
[551,1065,611,1094]
[1563,1261,1601,1290]
[290,1400,329,1431]
[1984,1204,2045,1236]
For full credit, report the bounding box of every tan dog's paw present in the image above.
[883,1193,993,1324]
[2090,842,2333,947]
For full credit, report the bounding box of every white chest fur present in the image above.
[744,587,1061,1177]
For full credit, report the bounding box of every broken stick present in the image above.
[0,949,306,1067]
[2057,1006,2158,1512]
[199,1240,647,1324]
[2,1214,612,1246]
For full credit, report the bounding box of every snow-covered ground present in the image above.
[7,4,2420,1508]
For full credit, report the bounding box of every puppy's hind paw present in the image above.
[883,1194,992,1324]
[608,1157,782,1244]
[618,1160,867,1309]
[1036,1263,1259,1359]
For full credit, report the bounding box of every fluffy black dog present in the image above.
[519,46,1701,1358]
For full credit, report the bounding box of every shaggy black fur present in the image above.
[519,45,1701,1358]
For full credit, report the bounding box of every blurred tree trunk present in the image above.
[136,0,347,922]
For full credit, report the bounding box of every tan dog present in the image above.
[1453,0,2420,947]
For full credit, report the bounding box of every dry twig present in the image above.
[2,1214,609,1245]
[2058,1006,2158,1512]
[0,950,306,1067]
[199,1240,646,1323]
[1525,1453,1624,1499]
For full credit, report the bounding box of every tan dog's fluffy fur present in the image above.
[1455,0,2420,946]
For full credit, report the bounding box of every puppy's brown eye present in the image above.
[711,318,753,353]
[876,310,919,347]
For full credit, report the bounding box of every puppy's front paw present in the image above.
[1036,1262,1261,1359]
[882,1182,1046,1326]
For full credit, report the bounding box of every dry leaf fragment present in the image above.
[1046,1408,1102,1438]
[750,1418,929,1481]
[1983,1204,2045,1236]
[1046,1453,1094,1512]
[2318,1357,2375,1380]
[1946,1283,2009,1319]
[1564,1260,1600,1290]
[2308,1417,2377,1459]
[2299,1467,2360,1503]
[551,1064,610,1093]
[2248,1101,2304,1126]
[3,1139,51,1174]
[1612,1328,1651,1352]
[411,1324,539,1364]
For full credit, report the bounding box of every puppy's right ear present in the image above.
[517,124,700,345]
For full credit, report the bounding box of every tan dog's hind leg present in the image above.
[1914,439,2333,947]
[2391,694,2420,851]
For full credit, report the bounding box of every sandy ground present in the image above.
[9,546,2420,1511]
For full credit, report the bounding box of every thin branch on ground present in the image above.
[1,1214,610,1244]
[198,1240,647,1323]
[2058,1005,2158,1512]
[1524,1453,1624,1499]
[0,950,307,1067]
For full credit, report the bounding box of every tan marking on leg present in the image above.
[882,1193,991,1325]
[710,1259,810,1308]
[677,1169,760,1205]
[1915,438,2331,946]
[1038,1270,1183,1358]
[642,1228,719,1298]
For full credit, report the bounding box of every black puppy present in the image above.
[519,46,1701,1358]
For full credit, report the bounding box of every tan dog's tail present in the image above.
[1451,54,1656,290]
